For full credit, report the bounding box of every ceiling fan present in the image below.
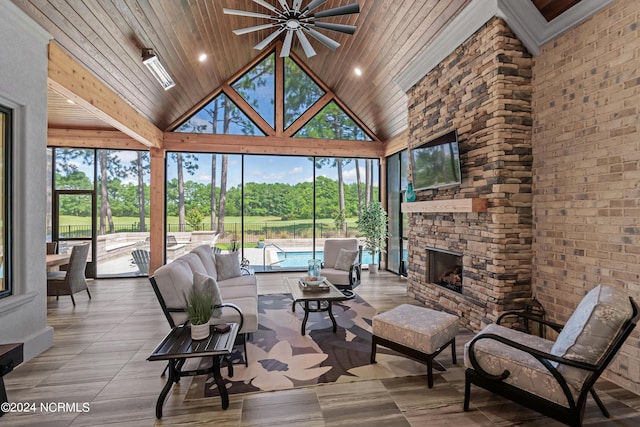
[223,0,360,58]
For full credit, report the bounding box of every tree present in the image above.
[125,151,149,231]
[171,153,199,232]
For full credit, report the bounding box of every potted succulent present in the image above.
[184,284,214,340]
[357,200,389,274]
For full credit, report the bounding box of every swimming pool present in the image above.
[276,250,374,268]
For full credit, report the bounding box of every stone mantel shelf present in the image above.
[401,198,488,213]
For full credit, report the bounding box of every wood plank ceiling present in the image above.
[13,0,581,142]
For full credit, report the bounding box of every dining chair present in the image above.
[46,241,58,254]
[47,243,91,306]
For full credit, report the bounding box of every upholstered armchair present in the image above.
[464,284,639,427]
[321,238,362,298]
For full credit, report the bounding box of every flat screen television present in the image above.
[410,130,461,190]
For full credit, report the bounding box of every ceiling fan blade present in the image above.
[233,23,277,35]
[312,22,357,35]
[251,0,281,15]
[296,29,317,58]
[303,27,340,50]
[222,8,276,20]
[301,0,327,14]
[312,3,360,19]
[254,27,286,50]
[276,0,290,12]
[292,0,303,13]
[280,30,294,57]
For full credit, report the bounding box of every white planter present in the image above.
[368,263,379,274]
[191,322,210,340]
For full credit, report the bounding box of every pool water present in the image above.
[276,250,374,268]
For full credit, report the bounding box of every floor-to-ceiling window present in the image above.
[386,150,408,275]
[48,147,150,277]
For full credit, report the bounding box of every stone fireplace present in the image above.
[404,18,534,332]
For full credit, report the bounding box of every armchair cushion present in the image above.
[215,252,241,281]
[334,248,358,271]
[464,323,578,406]
[550,284,633,389]
[193,271,223,318]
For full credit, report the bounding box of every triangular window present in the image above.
[175,93,265,136]
[231,53,275,129]
[294,101,372,141]
[284,57,325,129]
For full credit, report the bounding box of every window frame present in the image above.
[0,105,13,299]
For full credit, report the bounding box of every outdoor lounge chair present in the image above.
[463,284,639,427]
[321,238,362,298]
[132,249,150,275]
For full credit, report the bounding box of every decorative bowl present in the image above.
[301,276,326,286]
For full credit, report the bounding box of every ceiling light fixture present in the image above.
[354,67,362,76]
[224,0,360,58]
[142,48,175,90]
[198,53,207,62]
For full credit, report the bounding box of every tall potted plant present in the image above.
[184,285,214,340]
[357,200,389,274]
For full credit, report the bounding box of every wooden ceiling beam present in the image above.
[47,42,164,148]
[47,128,148,150]
[163,132,384,159]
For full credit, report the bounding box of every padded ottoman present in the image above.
[371,304,459,388]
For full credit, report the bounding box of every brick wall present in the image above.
[406,18,534,331]
[532,0,640,393]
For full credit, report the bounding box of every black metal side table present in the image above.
[148,323,239,418]
[0,343,23,417]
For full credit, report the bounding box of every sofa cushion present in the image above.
[209,296,258,334]
[180,253,207,275]
[190,244,218,279]
[334,248,358,271]
[193,271,223,318]
[464,323,578,407]
[550,284,633,389]
[215,252,241,281]
[152,260,195,326]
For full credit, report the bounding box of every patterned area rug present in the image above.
[185,294,434,400]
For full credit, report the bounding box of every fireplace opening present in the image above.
[427,248,463,293]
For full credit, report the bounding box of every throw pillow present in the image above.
[193,271,223,318]
[215,252,242,281]
[334,248,358,271]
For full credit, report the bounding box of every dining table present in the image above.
[46,253,70,271]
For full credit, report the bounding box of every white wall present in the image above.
[0,0,53,360]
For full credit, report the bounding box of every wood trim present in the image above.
[384,129,409,157]
[165,86,224,132]
[283,92,333,138]
[221,84,275,137]
[163,132,384,158]
[47,42,163,148]
[47,128,148,149]
[401,198,488,213]
[149,148,166,275]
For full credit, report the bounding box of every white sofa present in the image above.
[150,244,258,336]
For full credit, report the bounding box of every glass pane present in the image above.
[284,57,325,129]
[95,150,150,277]
[54,148,94,190]
[0,108,7,296]
[314,157,379,266]
[165,152,242,262]
[232,53,275,129]
[175,93,265,136]
[57,194,93,239]
[295,101,372,141]
[244,155,314,271]
[387,152,401,274]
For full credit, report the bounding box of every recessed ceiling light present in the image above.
[354,67,362,76]
[67,99,75,104]
[198,53,207,62]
